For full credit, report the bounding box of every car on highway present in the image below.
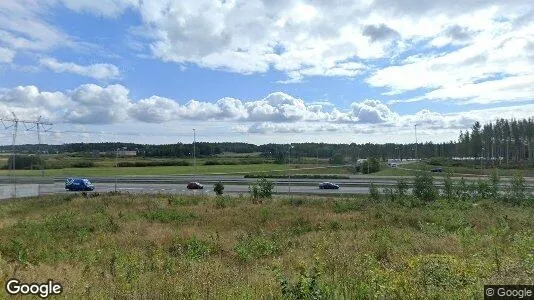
[319,182,340,189]
[431,167,444,173]
[187,182,204,189]
[65,178,95,191]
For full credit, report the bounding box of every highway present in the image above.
[0,182,369,199]
[1,174,533,200]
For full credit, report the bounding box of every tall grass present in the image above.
[0,191,532,299]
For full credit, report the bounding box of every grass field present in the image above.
[0,193,532,298]
[375,161,534,177]
[0,164,352,177]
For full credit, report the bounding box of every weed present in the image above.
[275,266,329,299]
[234,233,280,261]
[143,209,197,223]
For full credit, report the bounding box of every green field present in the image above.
[0,164,352,177]
[0,193,532,298]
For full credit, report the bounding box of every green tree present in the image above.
[413,172,437,203]
[214,181,224,195]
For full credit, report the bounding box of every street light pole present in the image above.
[115,146,126,192]
[193,128,196,182]
[288,143,292,194]
[414,124,418,160]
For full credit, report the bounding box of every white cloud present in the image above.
[39,58,120,80]
[0,47,15,63]
[56,0,137,18]
[65,84,130,124]
[351,100,398,123]
[2,83,534,143]
[0,1,69,51]
[127,96,181,123]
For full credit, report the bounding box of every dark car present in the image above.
[431,167,443,173]
[187,182,204,189]
[65,178,94,191]
[319,182,340,189]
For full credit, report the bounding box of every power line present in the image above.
[0,114,53,197]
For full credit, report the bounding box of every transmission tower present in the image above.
[1,114,53,197]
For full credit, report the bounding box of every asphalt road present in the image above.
[0,182,368,199]
[1,173,533,200]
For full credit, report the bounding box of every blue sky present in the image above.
[1,0,533,145]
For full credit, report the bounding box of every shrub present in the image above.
[258,178,275,198]
[454,177,470,201]
[249,183,261,203]
[214,181,224,195]
[443,172,454,200]
[369,182,380,202]
[234,233,279,261]
[507,171,526,204]
[490,169,500,199]
[475,180,491,200]
[169,236,217,260]
[6,155,43,170]
[275,267,329,300]
[396,179,408,198]
[71,161,95,168]
[383,186,396,202]
[413,172,437,203]
[361,157,380,174]
[117,160,190,167]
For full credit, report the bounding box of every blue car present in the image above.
[65,178,95,191]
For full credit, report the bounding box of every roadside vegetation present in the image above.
[0,174,532,298]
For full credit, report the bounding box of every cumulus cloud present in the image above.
[2,83,534,143]
[39,58,120,80]
[127,96,181,123]
[65,84,130,124]
[351,100,398,123]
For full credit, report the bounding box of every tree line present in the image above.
[1,117,532,162]
[457,117,534,164]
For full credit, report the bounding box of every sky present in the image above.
[0,0,533,145]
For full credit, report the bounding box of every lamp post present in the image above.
[480,147,485,170]
[193,128,196,182]
[115,146,126,192]
[288,143,294,194]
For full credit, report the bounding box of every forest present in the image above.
[1,117,533,164]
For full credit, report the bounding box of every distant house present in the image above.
[116,150,137,157]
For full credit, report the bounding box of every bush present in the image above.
[5,155,43,170]
[383,186,396,202]
[454,177,470,201]
[361,157,380,174]
[507,171,526,204]
[369,182,380,202]
[443,172,454,200]
[214,181,224,195]
[275,267,329,300]
[234,233,279,261]
[117,160,190,167]
[396,179,408,198]
[71,161,95,168]
[475,180,491,200]
[490,169,500,199]
[413,172,437,203]
[250,178,275,201]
